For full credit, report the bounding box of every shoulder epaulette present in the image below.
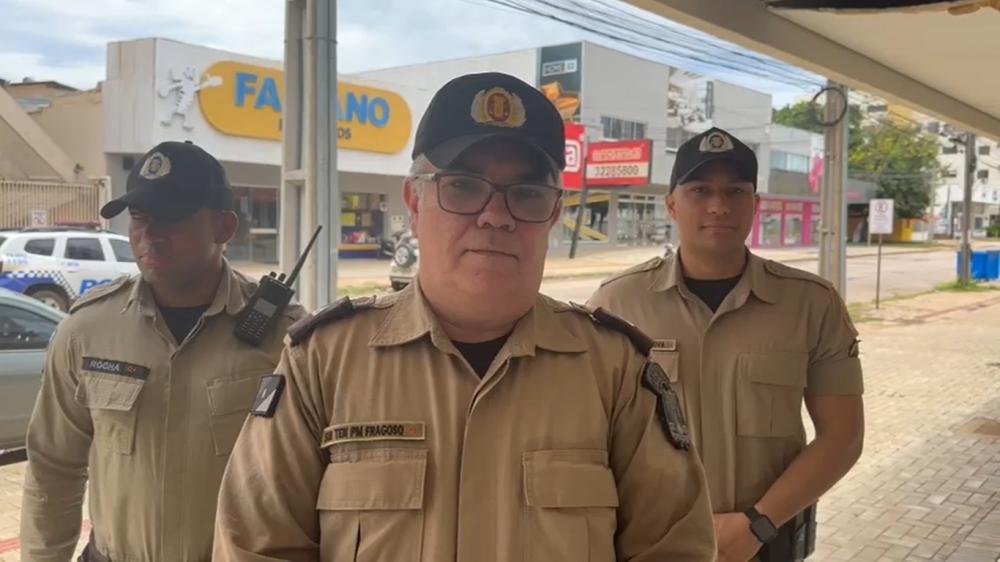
[69,275,132,314]
[599,256,664,288]
[569,302,653,356]
[763,260,834,289]
[288,296,378,346]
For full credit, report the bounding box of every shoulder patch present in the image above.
[763,260,834,289]
[288,296,378,346]
[569,302,653,356]
[599,256,664,288]
[68,275,132,314]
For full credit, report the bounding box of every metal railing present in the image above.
[0,177,109,229]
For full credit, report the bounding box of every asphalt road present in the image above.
[540,249,966,305]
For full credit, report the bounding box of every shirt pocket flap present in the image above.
[206,376,262,416]
[523,449,620,509]
[317,448,427,511]
[740,353,808,387]
[74,374,143,411]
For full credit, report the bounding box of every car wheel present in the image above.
[28,288,69,312]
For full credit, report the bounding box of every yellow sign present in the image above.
[197,61,412,154]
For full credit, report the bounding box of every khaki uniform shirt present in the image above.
[20,262,304,562]
[213,282,716,562]
[588,252,863,513]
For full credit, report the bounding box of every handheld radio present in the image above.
[234,226,322,346]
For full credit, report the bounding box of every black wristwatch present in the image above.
[745,506,778,544]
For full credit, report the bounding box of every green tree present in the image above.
[773,101,942,219]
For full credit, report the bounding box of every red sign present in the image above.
[586,139,653,186]
[563,123,586,191]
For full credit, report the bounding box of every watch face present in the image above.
[751,517,778,541]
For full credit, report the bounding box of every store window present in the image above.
[759,213,781,246]
[228,186,279,263]
[341,192,386,247]
[784,215,803,246]
[559,191,610,244]
[601,116,648,140]
[616,194,667,246]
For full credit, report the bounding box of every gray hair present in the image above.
[407,154,438,199]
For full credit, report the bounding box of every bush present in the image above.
[987,225,1000,239]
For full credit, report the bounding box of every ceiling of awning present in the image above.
[627,0,1000,140]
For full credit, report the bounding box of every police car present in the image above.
[0,228,138,311]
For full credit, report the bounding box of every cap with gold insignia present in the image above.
[412,72,565,175]
[669,126,758,192]
[100,140,234,223]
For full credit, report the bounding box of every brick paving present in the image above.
[0,289,999,561]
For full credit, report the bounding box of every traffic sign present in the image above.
[869,198,894,235]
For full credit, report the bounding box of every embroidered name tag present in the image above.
[81,357,150,380]
[322,421,426,447]
[652,339,677,352]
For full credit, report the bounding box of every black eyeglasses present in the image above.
[413,172,561,223]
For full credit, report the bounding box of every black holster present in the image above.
[77,531,110,562]
[758,504,817,562]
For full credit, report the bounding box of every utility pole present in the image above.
[281,0,339,309]
[818,81,849,296]
[959,132,976,283]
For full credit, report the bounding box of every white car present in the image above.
[0,228,139,311]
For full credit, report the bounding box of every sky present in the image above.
[0,0,811,107]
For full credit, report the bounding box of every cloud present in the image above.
[0,0,809,107]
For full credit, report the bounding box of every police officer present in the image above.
[588,127,865,562]
[213,72,716,561]
[20,141,305,562]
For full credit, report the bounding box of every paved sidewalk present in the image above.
[1,289,999,560]
[810,289,1000,561]
[233,239,1000,291]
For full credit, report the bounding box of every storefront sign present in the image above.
[563,122,586,191]
[586,140,653,186]
[196,61,412,153]
[538,43,583,122]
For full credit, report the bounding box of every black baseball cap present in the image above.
[100,141,234,222]
[412,72,565,175]
[670,127,758,192]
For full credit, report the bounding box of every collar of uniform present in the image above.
[503,295,589,356]
[206,259,248,317]
[123,259,245,317]
[648,252,683,293]
[369,278,450,350]
[746,252,779,305]
[369,280,587,355]
[647,249,778,304]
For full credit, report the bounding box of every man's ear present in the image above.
[217,210,239,244]
[403,178,420,237]
[666,192,678,220]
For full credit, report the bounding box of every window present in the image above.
[0,236,6,249]
[979,145,991,156]
[977,169,989,181]
[942,169,958,178]
[926,122,941,134]
[24,238,55,256]
[867,104,888,113]
[0,305,58,350]
[942,145,959,155]
[65,238,105,261]
[770,150,810,173]
[109,239,135,262]
[601,116,647,140]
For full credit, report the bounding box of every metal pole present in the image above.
[314,0,339,305]
[569,182,588,259]
[875,233,882,309]
[960,132,975,284]
[280,0,305,299]
[818,81,849,296]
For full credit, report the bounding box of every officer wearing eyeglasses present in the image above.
[213,72,716,561]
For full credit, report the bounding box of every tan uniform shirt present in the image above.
[213,282,716,562]
[20,262,304,562]
[588,252,863,513]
